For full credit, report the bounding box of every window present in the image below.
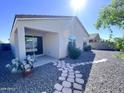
[68,35,76,47]
[89,39,93,43]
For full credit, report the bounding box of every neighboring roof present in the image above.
[89,33,100,39]
[10,14,89,38]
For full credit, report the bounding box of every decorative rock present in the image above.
[67,77,74,82]
[75,71,80,74]
[73,90,82,93]
[59,76,66,81]
[85,62,90,65]
[54,83,63,91]
[58,68,63,71]
[61,73,68,77]
[61,60,65,63]
[69,66,73,69]
[62,87,72,93]
[57,65,61,68]
[62,81,71,88]
[75,78,84,84]
[71,64,75,67]
[68,74,75,78]
[53,62,57,66]
[75,74,82,78]
[80,63,85,65]
[73,83,82,90]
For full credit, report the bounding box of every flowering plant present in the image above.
[5,55,34,74]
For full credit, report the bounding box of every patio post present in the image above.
[17,25,26,61]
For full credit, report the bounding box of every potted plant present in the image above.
[5,55,34,77]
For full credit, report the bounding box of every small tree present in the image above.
[114,37,124,51]
[95,0,124,41]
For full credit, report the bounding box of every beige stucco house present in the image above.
[10,15,89,60]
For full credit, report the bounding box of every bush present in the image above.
[114,37,124,52]
[83,45,91,51]
[68,42,81,59]
[2,44,11,51]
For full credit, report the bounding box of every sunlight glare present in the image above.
[71,0,87,11]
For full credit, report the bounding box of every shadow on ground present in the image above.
[64,51,96,92]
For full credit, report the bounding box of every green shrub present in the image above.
[83,45,91,51]
[68,42,81,59]
[114,37,124,52]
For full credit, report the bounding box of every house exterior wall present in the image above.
[10,17,89,60]
[16,18,72,33]
[59,30,70,58]
[44,33,60,58]
[69,19,89,50]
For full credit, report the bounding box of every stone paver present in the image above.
[62,81,71,88]
[67,77,75,82]
[73,90,82,93]
[75,78,84,84]
[61,73,68,77]
[73,83,82,90]
[59,76,66,81]
[62,70,68,73]
[68,74,75,78]
[69,72,75,75]
[62,87,72,93]
[54,83,63,91]
[75,74,83,78]
[42,92,47,93]
[53,60,85,93]
[68,69,74,73]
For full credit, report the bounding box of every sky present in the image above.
[0,0,123,43]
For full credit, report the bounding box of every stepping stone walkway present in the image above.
[52,59,108,93]
[53,61,84,93]
[62,87,72,93]
[75,78,84,84]
[73,83,82,90]
[62,81,71,88]
[75,74,83,78]
[54,83,63,91]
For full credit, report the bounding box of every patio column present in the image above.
[17,25,26,61]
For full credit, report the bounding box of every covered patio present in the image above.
[33,55,58,67]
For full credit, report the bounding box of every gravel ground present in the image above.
[0,50,124,93]
[84,61,124,93]
[73,50,124,93]
[0,50,61,93]
[0,63,61,93]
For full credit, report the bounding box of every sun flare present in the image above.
[71,0,87,11]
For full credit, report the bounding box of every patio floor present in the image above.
[33,55,58,67]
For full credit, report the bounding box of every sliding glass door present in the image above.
[25,36,43,55]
